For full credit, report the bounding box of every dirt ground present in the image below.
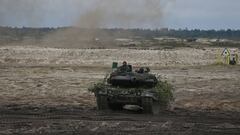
[0,64,239,134]
[0,46,240,134]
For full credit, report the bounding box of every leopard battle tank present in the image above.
[91,63,161,114]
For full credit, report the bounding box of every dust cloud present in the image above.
[42,0,175,48]
[0,0,175,48]
[0,0,174,28]
[77,0,174,28]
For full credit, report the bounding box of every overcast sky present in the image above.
[167,0,240,30]
[0,0,239,29]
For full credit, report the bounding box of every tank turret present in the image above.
[108,66,158,88]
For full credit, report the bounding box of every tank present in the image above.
[91,64,161,114]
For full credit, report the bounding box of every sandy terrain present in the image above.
[0,46,223,67]
[0,46,239,134]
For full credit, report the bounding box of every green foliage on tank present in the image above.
[88,82,105,93]
[155,81,174,105]
[88,80,174,105]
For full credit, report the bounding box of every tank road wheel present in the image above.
[142,97,160,114]
[96,95,109,110]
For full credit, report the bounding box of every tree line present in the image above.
[0,26,240,40]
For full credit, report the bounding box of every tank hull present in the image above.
[94,85,160,114]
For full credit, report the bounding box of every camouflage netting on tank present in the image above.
[88,81,174,105]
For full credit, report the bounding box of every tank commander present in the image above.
[118,61,131,72]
